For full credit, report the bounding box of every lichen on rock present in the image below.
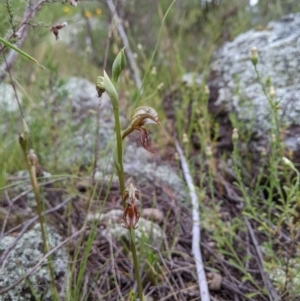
[0,224,68,301]
[209,14,300,146]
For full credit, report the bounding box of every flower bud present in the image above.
[112,48,126,83]
[250,46,258,66]
[232,128,239,143]
[182,133,189,144]
[206,145,212,159]
[151,66,157,75]
[28,149,39,167]
[271,134,276,143]
[265,77,271,87]
[269,86,275,98]
[204,85,210,96]
[174,152,179,161]
[96,76,105,97]
[282,157,295,170]
[103,71,119,108]
[157,82,164,90]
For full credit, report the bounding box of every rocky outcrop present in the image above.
[209,14,300,153]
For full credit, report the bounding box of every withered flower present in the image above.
[122,106,160,153]
[123,183,140,229]
[50,22,68,40]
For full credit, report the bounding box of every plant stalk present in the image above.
[129,229,144,301]
[110,88,144,301]
[27,163,59,301]
[113,107,144,300]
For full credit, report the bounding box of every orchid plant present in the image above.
[96,49,160,301]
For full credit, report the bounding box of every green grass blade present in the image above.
[0,37,45,68]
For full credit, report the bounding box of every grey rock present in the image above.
[0,83,21,112]
[0,224,68,301]
[0,83,22,137]
[123,144,186,201]
[209,14,300,145]
[49,77,116,169]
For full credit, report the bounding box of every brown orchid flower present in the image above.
[123,183,140,229]
[122,106,161,153]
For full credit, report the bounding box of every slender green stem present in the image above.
[129,229,144,301]
[114,108,144,300]
[122,126,134,140]
[109,77,144,300]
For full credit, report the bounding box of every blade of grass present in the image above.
[0,37,45,68]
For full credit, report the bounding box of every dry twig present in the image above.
[0,0,46,82]
[174,137,210,301]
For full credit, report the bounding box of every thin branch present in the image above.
[5,0,17,34]
[0,228,84,295]
[174,137,210,301]
[106,0,142,90]
[0,0,46,83]
[244,218,280,301]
